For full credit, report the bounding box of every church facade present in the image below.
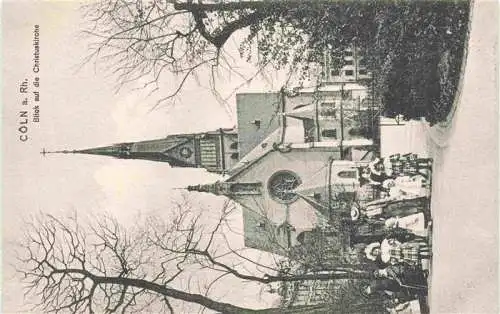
[187,83,379,254]
[49,50,379,255]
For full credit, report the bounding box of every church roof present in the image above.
[293,193,329,221]
[293,181,328,199]
[236,92,281,158]
[226,128,282,179]
[130,136,190,153]
[284,104,315,120]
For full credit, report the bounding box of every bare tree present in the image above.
[82,0,270,107]
[81,0,337,109]
[16,200,375,313]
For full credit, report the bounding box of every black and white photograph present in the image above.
[2,0,497,313]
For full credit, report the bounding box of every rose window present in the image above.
[179,147,193,158]
[267,170,302,203]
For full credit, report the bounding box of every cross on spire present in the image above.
[38,127,238,173]
[40,148,75,157]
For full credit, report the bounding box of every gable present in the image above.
[236,92,281,158]
[164,140,197,166]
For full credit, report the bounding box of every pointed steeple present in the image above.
[43,128,239,173]
[187,181,262,197]
[187,182,228,195]
[45,139,195,166]
[41,148,72,155]
[74,143,134,158]
[44,143,148,159]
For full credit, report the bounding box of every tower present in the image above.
[44,128,239,173]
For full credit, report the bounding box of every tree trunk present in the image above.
[92,270,373,313]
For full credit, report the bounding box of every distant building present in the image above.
[323,46,372,84]
[299,45,372,87]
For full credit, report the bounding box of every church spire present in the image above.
[42,128,240,173]
[41,143,135,159]
[187,181,262,196]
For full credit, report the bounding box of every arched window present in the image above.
[229,142,238,150]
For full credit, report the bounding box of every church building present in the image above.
[187,84,378,254]
[46,52,379,255]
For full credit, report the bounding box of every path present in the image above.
[425,1,498,312]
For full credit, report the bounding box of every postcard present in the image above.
[2,1,497,313]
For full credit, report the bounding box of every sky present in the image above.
[3,1,497,313]
[2,1,286,312]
